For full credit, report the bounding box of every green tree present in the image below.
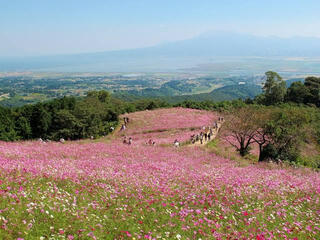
[285,81,309,104]
[0,106,17,141]
[14,116,32,139]
[304,76,320,106]
[87,90,111,103]
[258,107,309,163]
[30,104,52,138]
[73,93,118,138]
[261,71,286,105]
[52,109,82,140]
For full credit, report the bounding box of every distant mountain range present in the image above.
[2,31,320,72]
[156,31,320,57]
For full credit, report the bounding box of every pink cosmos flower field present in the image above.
[122,107,217,134]
[0,107,319,239]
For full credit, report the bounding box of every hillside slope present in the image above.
[0,108,319,239]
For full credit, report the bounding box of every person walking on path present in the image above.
[200,133,203,144]
[120,124,126,131]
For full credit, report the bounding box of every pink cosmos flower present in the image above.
[242,211,249,216]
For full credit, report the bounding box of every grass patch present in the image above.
[206,138,255,167]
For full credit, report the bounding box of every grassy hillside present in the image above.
[0,107,319,239]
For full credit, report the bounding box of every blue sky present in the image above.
[1,0,320,56]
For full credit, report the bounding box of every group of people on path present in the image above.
[39,137,66,143]
[190,129,212,145]
[120,117,130,131]
[190,116,224,145]
[146,139,156,146]
[121,116,134,145]
[121,115,224,147]
[173,116,224,147]
[123,136,133,145]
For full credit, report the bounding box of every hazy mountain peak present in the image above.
[2,31,320,72]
